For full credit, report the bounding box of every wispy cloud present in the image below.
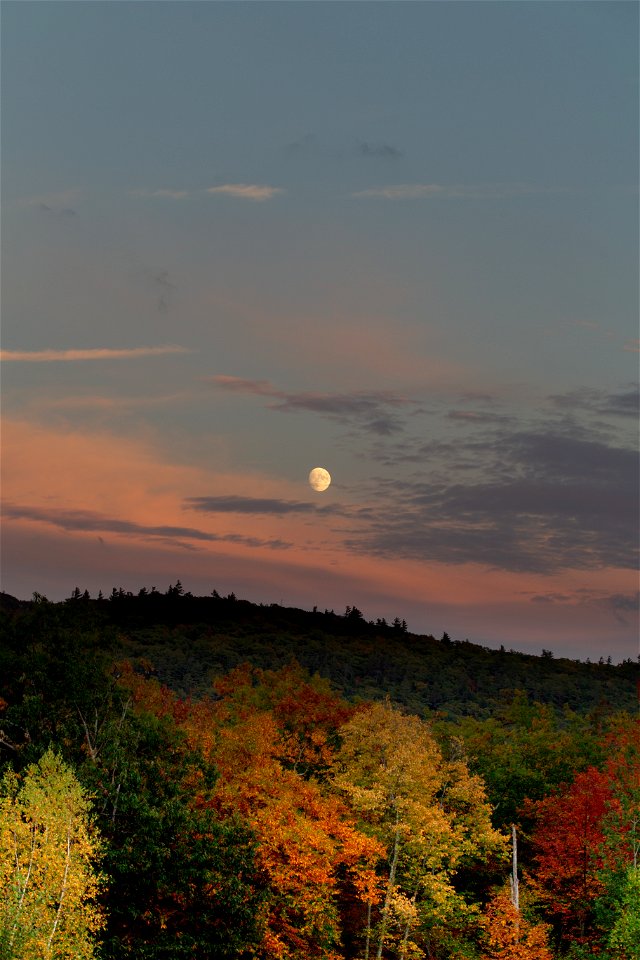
[599,591,640,625]
[37,204,76,218]
[185,495,341,516]
[447,410,513,424]
[3,502,291,551]
[1,345,190,363]
[149,269,175,314]
[209,375,414,434]
[352,183,552,200]
[285,133,319,155]
[284,134,403,162]
[24,187,82,215]
[206,184,284,201]
[550,386,639,420]
[132,185,286,202]
[212,376,275,395]
[529,593,573,605]
[356,141,403,160]
[131,188,189,200]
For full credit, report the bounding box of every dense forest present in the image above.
[0,586,638,959]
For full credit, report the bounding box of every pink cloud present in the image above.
[206,184,284,201]
[2,416,637,660]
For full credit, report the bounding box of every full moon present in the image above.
[309,466,331,492]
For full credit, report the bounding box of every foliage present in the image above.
[0,748,104,960]
[333,700,505,958]
[76,676,265,959]
[523,715,640,953]
[1,590,638,959]
[435,691,606,829]
[24,587,636,718]
[0,602,264,959]
[606,866,640,959]
[525,767,613,945]
[126,661,383,959]
[480,892,552,960]
[600,715,640,871]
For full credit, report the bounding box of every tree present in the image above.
[447,693,602,829]
[593,716,640,954]
[601,716,640,872]
[332,700,504,959]
[209,661,356,776]
[0,748,104,960]
[607,866,640,959]
[481,892,552,960]
[79,674,264,960]
[187,667,381,959]
[525,767,613,946]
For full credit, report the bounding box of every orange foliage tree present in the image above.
[481,892,553,960]
[121,661,384,959]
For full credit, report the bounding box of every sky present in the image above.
[1,1,638,661]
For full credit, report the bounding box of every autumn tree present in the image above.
[211,661,356,775]
[525,767,613,947]
[122,661,382,959]
[332,700,504,959]
[200,676,381,958]
[481,891,553,960]
[0,748,104,960]
[600,715,640,871]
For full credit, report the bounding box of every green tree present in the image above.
[607,866,640,959]
[0,748,104,960]
[78,687,264,960]
[443,693,602,828]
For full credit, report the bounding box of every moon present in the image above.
[309,466,331,492]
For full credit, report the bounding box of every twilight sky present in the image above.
[2,1,638,661]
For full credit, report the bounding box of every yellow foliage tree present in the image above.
[332,700,504,959]
[0,748,104,960]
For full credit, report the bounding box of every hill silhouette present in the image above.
[3,586,637,718]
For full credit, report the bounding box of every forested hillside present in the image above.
[1,588,638,959]
[15,585,636,716]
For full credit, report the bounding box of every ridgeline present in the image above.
[2,586,637,719]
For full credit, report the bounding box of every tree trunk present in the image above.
[509,823,519,912]
[364,900,372,960]
[376,809,402,960]
[399,879,420,960]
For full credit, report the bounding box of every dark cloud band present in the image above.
[2,503,291,551]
